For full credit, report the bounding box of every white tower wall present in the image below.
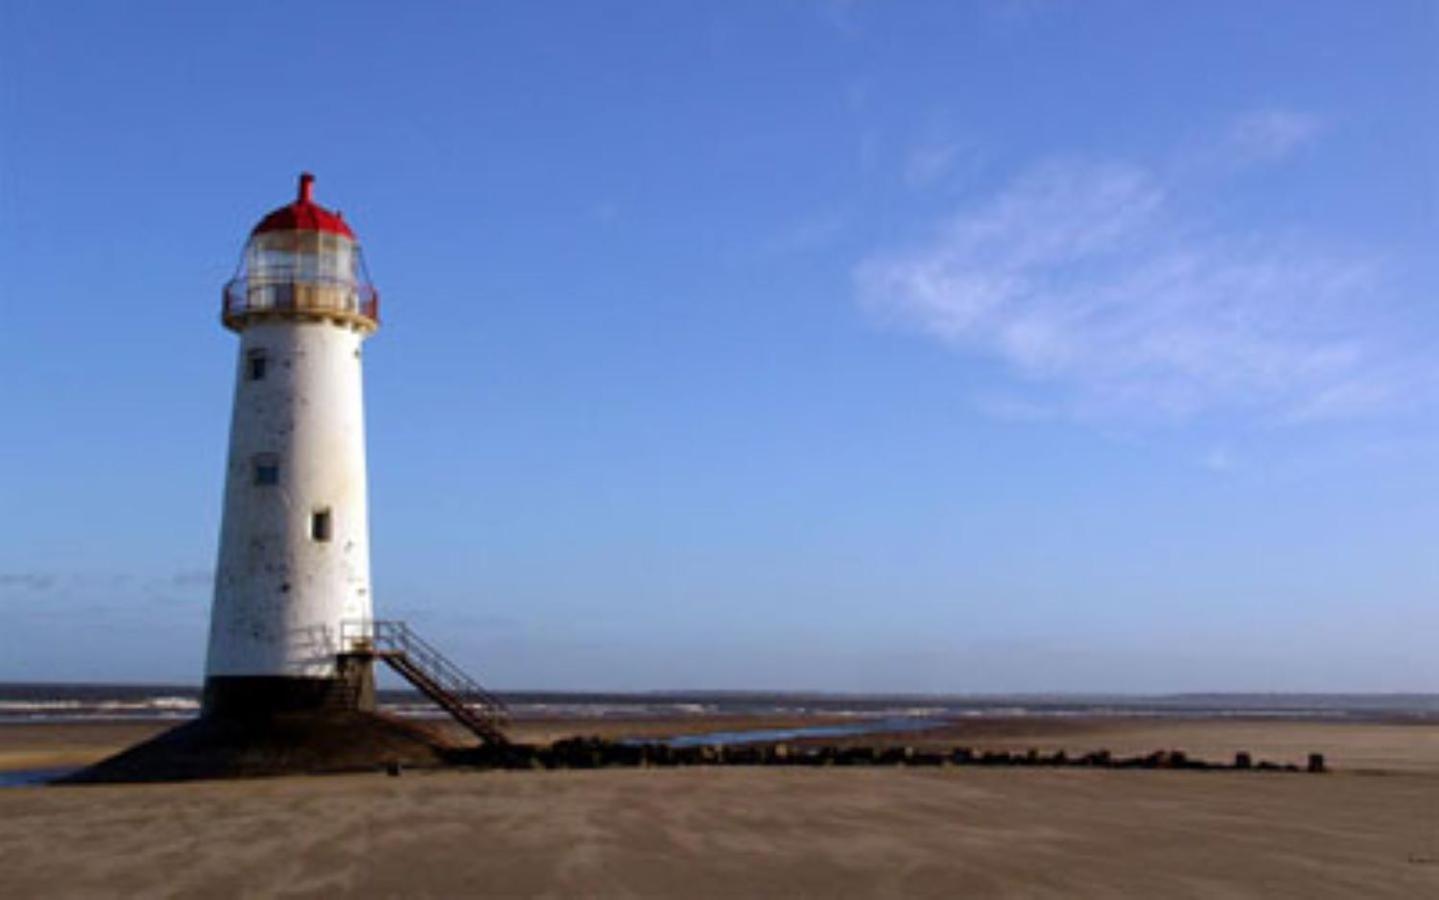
[206,319,374,680]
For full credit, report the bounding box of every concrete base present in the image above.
[61,710,459,784]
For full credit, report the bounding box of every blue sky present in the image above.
[1,1,1435,691]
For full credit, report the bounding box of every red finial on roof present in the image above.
[251,172,356,239]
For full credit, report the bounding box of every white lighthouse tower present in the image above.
[205,173,380,716]
[69,174,505,782]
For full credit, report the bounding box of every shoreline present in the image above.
[5,713,1435,776]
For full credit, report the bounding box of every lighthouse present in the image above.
[69,175,505,782]
[205,173,379,716]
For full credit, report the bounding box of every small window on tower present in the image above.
[253,454,280,486]
[247,350,268,381]
[311,508,332,542]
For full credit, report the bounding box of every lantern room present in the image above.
[222,173,380,332]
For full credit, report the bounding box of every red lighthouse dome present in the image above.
[251,173,356,239]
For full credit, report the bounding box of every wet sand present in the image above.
[0,721,169,773]
[2,716,1436,896]
[0,715,855,774]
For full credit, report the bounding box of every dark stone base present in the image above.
[202,667,376,717]
[61,710,458,784]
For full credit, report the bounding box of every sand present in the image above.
[0,721,169,773]
[0,767,1435,897]
[2,717,1436,897]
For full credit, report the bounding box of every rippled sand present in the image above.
[1,717,1435,897]
[0,767,1434,897]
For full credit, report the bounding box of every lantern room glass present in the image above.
[223,230,380,329]
[245,230,360,285]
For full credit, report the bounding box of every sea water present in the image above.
[659,717,945,748]
[0,767,76,787]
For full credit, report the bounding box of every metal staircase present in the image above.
[340,620,509,746]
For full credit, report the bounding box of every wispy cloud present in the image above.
[855,114,1423,424]
[986,0,1069,28]
[1223,109,1323,165]
[766,211,849,255]
[0,570,212,599]
[1201,446,1236,473]
[0,573,57,591]
[904,142,963,187]
[969,391,1059,423]
[170,569,214,588]
[815,0,865,37]
[901,137,987,190]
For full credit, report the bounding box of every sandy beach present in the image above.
[2,716,1436,897]
[1,766,1435,897]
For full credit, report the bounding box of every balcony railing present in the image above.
[222,277,380,329]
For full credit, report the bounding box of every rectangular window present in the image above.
[247,350,268,381]
[311,508,332,542]
[253,455,279,486]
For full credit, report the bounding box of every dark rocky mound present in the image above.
[60,711,461,784]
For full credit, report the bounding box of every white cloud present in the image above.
[855,129,1420,424]
[1223,109,1323,165]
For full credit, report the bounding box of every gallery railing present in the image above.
[222,277,380,327]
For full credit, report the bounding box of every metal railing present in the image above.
[340,619,508,727]
[223,277,380,326]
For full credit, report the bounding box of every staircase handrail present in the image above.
[340,618,508,723]
[376,621,507,718]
